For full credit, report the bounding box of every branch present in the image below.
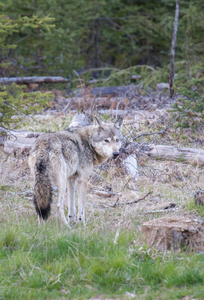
[112,191,153,207]
[133,113,181,141]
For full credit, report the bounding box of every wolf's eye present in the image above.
[116,138,119,142]
[104,139,109,143]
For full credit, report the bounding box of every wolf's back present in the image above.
[33,141,52,220]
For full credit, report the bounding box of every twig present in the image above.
[112,191,153,207]
[92,189,120,198]
[133,113,181,141]
[145,208,178,214]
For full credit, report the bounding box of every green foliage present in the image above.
[0,1,55,75]
[0,83,53,128]
[171,78,204,129]
[0,221,204,299]
[187,200,204,218]
[1,0,203,78]
[0,3,54,130]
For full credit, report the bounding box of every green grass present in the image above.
[0,219,204,299]
[187,200,204,218]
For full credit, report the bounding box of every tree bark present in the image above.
[146,144,204,166]
[142,216,204,252]
[169,0,180,98]
[94,18,100,68]
[186,33,189,83]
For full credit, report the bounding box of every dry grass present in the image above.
[0,110,204,299]
[1,110,203,234]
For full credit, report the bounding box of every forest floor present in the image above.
[0,89,204,299]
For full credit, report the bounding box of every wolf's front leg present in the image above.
[77,178,87,226]
[67,176,77,225]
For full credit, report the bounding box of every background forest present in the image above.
[1,0,204,85]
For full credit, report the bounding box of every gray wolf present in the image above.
[28,117,123,226]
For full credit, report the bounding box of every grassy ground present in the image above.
[0,111,204,299]
[0,219,204,300]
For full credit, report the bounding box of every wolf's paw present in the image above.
[78,215,86,226]
[61,218,71,228]
[68,215,77,226]
[58,206,70,227]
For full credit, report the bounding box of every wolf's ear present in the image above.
[93,116,102,126]
[114,116,123,129]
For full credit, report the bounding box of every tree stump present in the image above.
[195,190,204,206]
[142,217,204,252]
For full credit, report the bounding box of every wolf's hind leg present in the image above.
[37,215,45,226]
[67,176,77,225]
[57,168,70,227]
[77,177,87,226]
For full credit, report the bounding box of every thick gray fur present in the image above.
[29,117,123,226]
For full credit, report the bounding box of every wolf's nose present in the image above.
[113,151,119,159]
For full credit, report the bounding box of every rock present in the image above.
[123,154,139,179]
[157,83,169,90]
[66,113,91,129]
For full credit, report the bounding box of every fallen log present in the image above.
[0,129,42,156]
[0,76,69,85]
[1,113,204,167]
[1,128,204,167]
[147,144,204,166]
[75,84,139,97]
[88,75,141,85]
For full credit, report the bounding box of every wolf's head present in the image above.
[91,117,123,160]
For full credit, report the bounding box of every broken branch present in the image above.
[112,191,153,207]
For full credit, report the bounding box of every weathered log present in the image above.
[0,130,42,156]
[0,113,90,156]
[88,75,141,85]
[1,129,204,167]
[142,216,204,252]
[146,144,204,166]
[0,76,69,85]
[76,84,139,97]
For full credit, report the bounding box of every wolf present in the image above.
[28,117,123,226]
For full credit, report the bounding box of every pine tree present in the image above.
[0,2,54,130]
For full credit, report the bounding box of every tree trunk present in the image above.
[186,33,189,83]
[169,0,180,98]
[142,217,204,252]
[94,19,100,68]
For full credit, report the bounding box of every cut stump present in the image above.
[195,190,204,206]
[142,217,204,252]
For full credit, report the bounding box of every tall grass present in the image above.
[0,218,204,299]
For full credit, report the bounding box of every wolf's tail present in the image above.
[33,148,52,220]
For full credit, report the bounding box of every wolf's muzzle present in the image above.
[112,151,119,159]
